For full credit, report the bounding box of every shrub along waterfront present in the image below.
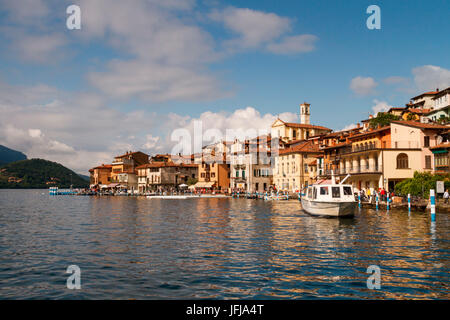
[394,171,450,199]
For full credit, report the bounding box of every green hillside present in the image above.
[0,145,27,166]
[0,158,89,189]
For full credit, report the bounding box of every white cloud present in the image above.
[341,123,357,131]
[166,106,299,155]
[412,65,450,92]
[88,60,227,102]
[77,0,226,102]
[28,129,42,138]
[383,76,408,85]
[350,76,378,96]
[210,6,318,55]
[211,7,291,49]
[0,0,50,24]
[9,32,68,63]
[371,99,392,115]
[143,135,161,151]
[266,34,318,55]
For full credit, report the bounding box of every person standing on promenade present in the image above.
[444,189,449,204]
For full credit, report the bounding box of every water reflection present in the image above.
[0,190,448,299]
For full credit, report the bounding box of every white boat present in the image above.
[301,173,357,218]
[147,195,191,199]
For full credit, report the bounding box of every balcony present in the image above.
[325,165,383,176]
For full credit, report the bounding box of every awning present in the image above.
[100,184,109,189]
[432,149,448,154]
[194,181,215,188]
[107,183,119,188]
[179,183,188,187]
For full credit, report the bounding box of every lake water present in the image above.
[0,189,448,299]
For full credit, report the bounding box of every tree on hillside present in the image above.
[369,112,400,128]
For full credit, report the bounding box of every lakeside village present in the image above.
[82,87,450,209]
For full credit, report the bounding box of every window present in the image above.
[435,153,449,167]
[424,136,430,147]
[313,187,317,199]
[236,171,239,178]
[343,186,352,195]
[332,187,340,198]
[425,155,432,169]
[397,153,409,169]
[211,173,215,178]
[320,186,329,195]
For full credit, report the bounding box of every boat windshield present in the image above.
[343,186,352,195]
[320,186,328,195]
[332,186,340,198]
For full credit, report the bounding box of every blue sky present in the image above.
[0,0,449,172]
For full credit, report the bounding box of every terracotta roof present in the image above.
[284,122,332,131]
[432,87,450,99]
[405,108,432,114]
[388,107,406,111]
[322,142,351,150]
[348,126,390,140]
[411,90,439,100]
[115,151,148,158]
[430,142,450,150]
[323,127,362,139]
[90,164,113,171]
[279,141,321,155]
[284,138,305,145]
[391,120,449,130]
[406,100,426,107]
[136,162,198,169]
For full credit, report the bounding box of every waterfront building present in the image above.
[271,103,332,143]
[88,164,112,187]
[229,135,272,192]
[321,121,449,192]
[406,89,440,110]
[194,142,230,191]
[426,87,450,123]
[319,126,363,175]
[136,161,198,193]
[273,140,322,192]
[111,151,149,192]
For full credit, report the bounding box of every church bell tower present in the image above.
[300,102,310,125]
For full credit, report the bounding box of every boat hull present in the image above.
[301,198,356,217]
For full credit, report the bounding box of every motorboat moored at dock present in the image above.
[301,173,357,218]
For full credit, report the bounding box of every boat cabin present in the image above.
[305,184,355,202]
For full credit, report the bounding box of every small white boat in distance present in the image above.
[301,173,357,218]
